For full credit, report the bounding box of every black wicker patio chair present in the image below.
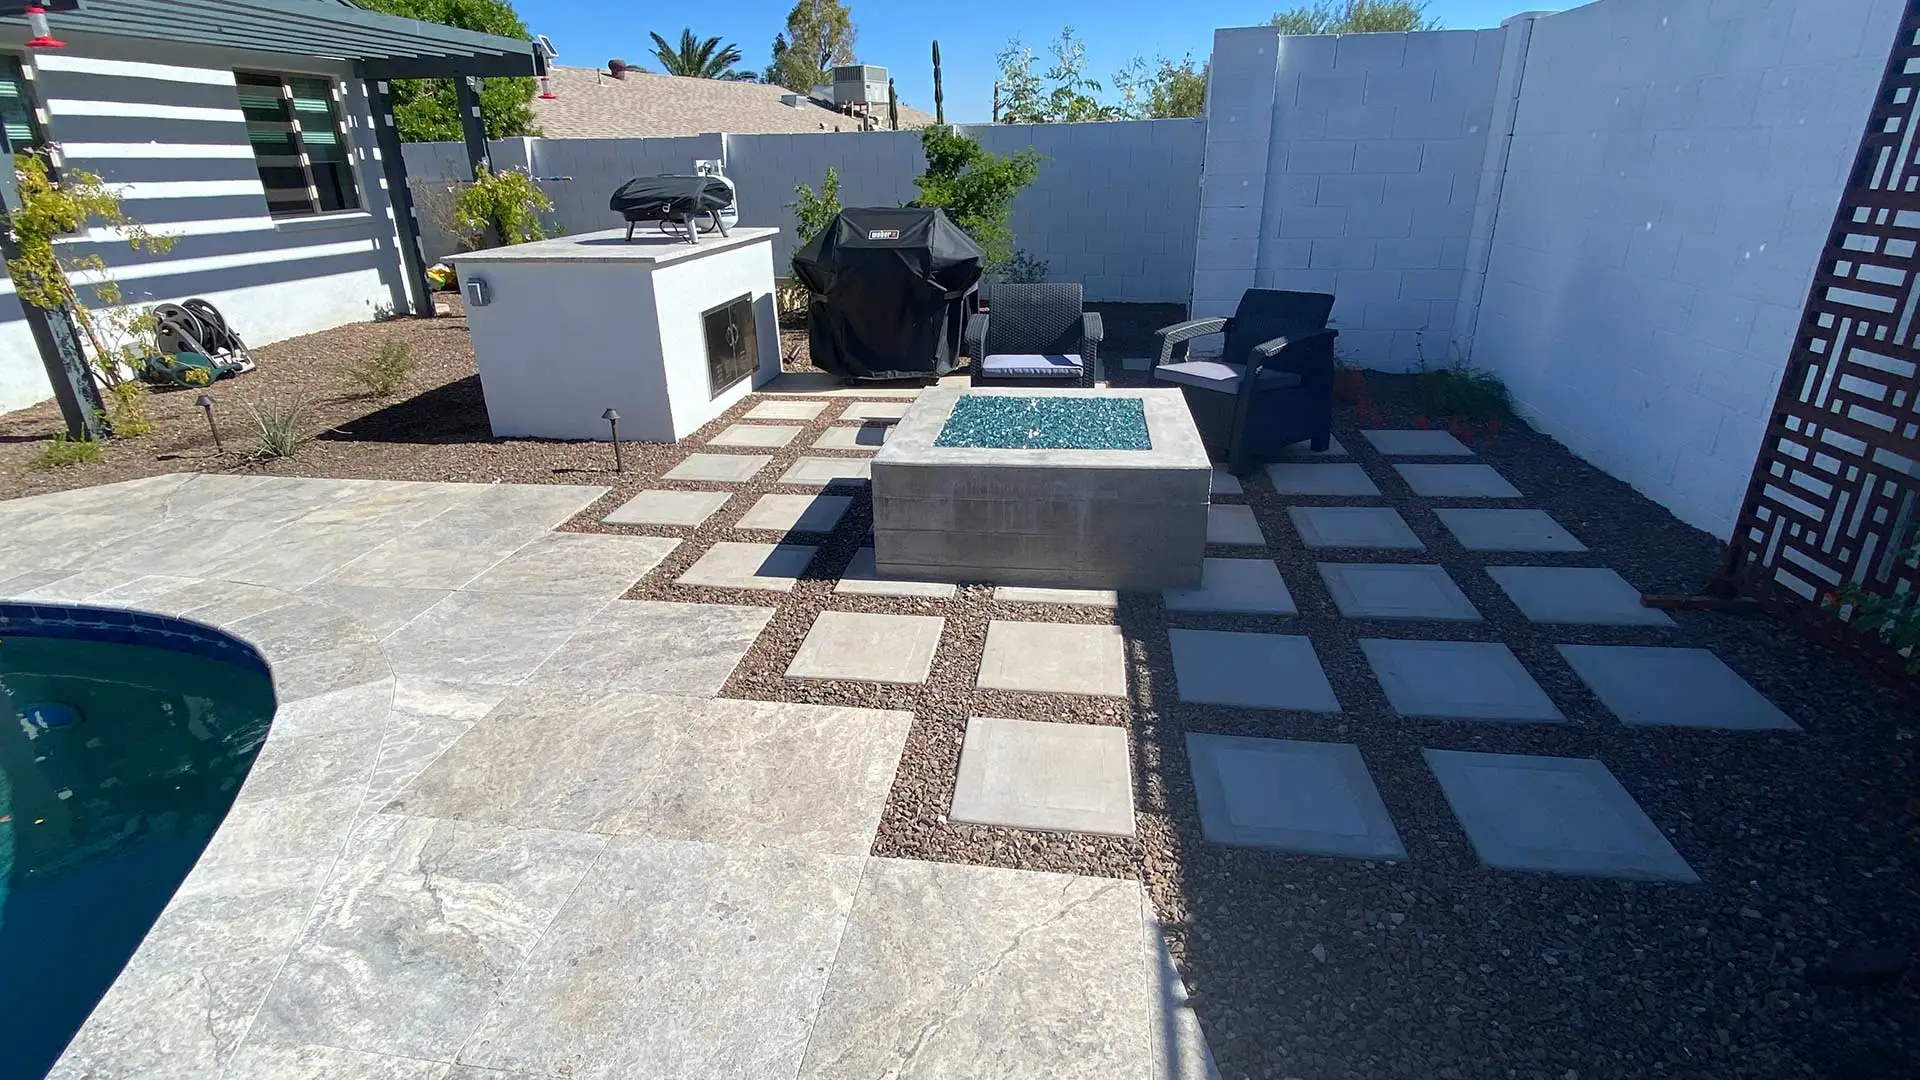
[966,283,1102,388]
[1153,289,1338,476]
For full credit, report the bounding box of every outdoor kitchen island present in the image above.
[871,387,1211,589]
[448,226,780,441]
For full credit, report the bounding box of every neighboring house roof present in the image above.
[532,65,934,139]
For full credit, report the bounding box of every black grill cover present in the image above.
[609,175,733,223]
[791,207,985,380]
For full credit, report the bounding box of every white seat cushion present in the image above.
[1155,360,1302,394]
[982,353,1082,378]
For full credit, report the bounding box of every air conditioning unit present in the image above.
[780,92,803,108]
[831,65,888,107]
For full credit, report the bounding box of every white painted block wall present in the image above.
[1468,0,1905,537]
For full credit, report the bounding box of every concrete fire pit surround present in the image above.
[869,386,1211,590]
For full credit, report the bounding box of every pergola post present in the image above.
[455,74,491,179]
[363,72,434,317]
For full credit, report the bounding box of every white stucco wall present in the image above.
[0,31,413,415]
[1467,0,1904,537]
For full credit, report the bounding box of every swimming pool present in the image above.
[0,613,276,1079]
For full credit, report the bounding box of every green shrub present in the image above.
[910,126,1040,269]
[1405,364,1512,422]
[1825,540,1920,673]
[339,339,416,396]
[103,380,154,437]
[789,166,842,249]
[30,433,104,468]
[248,399,311,459]
[453,164,553,249]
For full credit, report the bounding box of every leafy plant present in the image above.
[339,340,417,396]
[247,399,312,460]
[1405,363,1512,422]
[999,250,1050,284]
[1272,0,1440,33]
[789,166,842,248]
[1825,540,1920,673]
[1111,54,1207,120]
[29,433,103,469]
[766,0,857,91]
[453,164,553,249]
[648,28,749,79]
[103,381,154,437]
[996,29,1122,123]
[910,126,1040,269]
[354,0,540,141]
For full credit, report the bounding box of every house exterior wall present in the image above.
[1468,0,1904,537]
[0,31,413,414]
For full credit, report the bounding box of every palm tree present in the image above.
[648,29,747,80]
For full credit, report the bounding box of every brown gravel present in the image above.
[7,302,1917,1079]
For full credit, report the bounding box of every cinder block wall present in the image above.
[1468,0,1903,537]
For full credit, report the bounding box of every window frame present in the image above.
[0,52,52,159]
[235,69,361,219]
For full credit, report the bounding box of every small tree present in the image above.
[1113,54,1207,119]
[1272,0,1439,34]
[452,164,554,249]
[910,126,1039,269]
[789,166,842,247]
[357,0,541,140]
[767,0,857,91]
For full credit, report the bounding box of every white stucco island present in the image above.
[448,226,782,443]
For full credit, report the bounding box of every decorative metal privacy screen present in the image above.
[1727,3,1920,615]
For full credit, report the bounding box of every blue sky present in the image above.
[513,1,1537,123]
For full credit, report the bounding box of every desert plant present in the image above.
[911,126,1040,269]
[247,399,312,459]
[1405,362,1512,422]
[30,433,104,469]
[453,164,554,250]
[1825,540,1920,674]
[1272,0,1439,33]
[789,166,842,249]
[339,340,416,396]
[103,381,154,437]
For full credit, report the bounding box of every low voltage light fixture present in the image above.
[196,392,222,453]
[602,407,623,473]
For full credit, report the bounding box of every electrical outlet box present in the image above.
[464,277,490,307]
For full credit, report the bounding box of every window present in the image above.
[0,56,48,156]
[237,72,359,216]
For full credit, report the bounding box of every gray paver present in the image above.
[663,453,771,483]
[1360,639,1564,721]
[1319,562,1481,620]
[603,488,733,527]
[994,585,1120,607]
[1168,629,1340,711]
[1394,463,1521,498]
[1209,467,1242,496]
[1186,734,1403,858]
[1487,566,1675,626]
[744,399,827,421]
[787,611,945,684]
[950,717,1135,836]
[1270,434,1348,459]
[1435,508,1587,552]
[814,423,890,450]
[710,423,801,448]
[834,548,958,598]
[1361,429,1474,456]
[840,400,914,422]
[529,600,771,697]
[978,621,1127,697]
[464,533,680,598]
[779,456,872,486]
[1163,558,1295,615]
[675,541,818,591]
[1425,750,1699,882]
[1289,506,1424,549]
[1264,461,1380,495]
[1557,645,1799,730]
[735,493,852,534]
[1206,504,1265,546]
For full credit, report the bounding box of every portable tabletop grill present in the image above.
[608,173,736,244]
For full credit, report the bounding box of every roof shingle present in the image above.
[532,66,933,139]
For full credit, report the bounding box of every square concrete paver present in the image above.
[834,548,958,598]
[814,423,890,450]
[735,493,852,534]
[1557,645,1799,730]
[797,860,1147,1080]
[1187,734,1403,858]
[1435,508,1587,552]
[1209,467,1242,496]
[1264,462,1380,496]
[994,585,1120,607]
[676,541,818,591]
[787,611,945,684]
[745,399,827,421]
[1271,434,1348,459]
[710,423,801,448]
[1168,629,1340,711]
[1320,562,1482,620]
[1164,558,1295,615]
[1360,639,1564,721]
[1207,504,1266,546]
[1394,463,1522,498]
[1362,429,1474,456]
[1487,566,1675,626]
[1290,506,1424,549]
[1425,750,1699,882]
[839,399,913,422]
[779,456,872,486]
[663,453,771,483]
[978,621,1127,697]
[603,489,732,527]
[950,717,1135,836]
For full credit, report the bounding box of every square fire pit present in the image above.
[871,387,1210,589]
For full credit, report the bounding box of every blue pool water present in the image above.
[0,630,275,1079]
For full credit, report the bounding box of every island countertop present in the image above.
[446,226,780,267]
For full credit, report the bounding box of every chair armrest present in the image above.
[964,313,988,360]
[1079,316,1100,388]
[1155,317,1228,366]
[1248,328,1338,382]
[1082,311,1104,344]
